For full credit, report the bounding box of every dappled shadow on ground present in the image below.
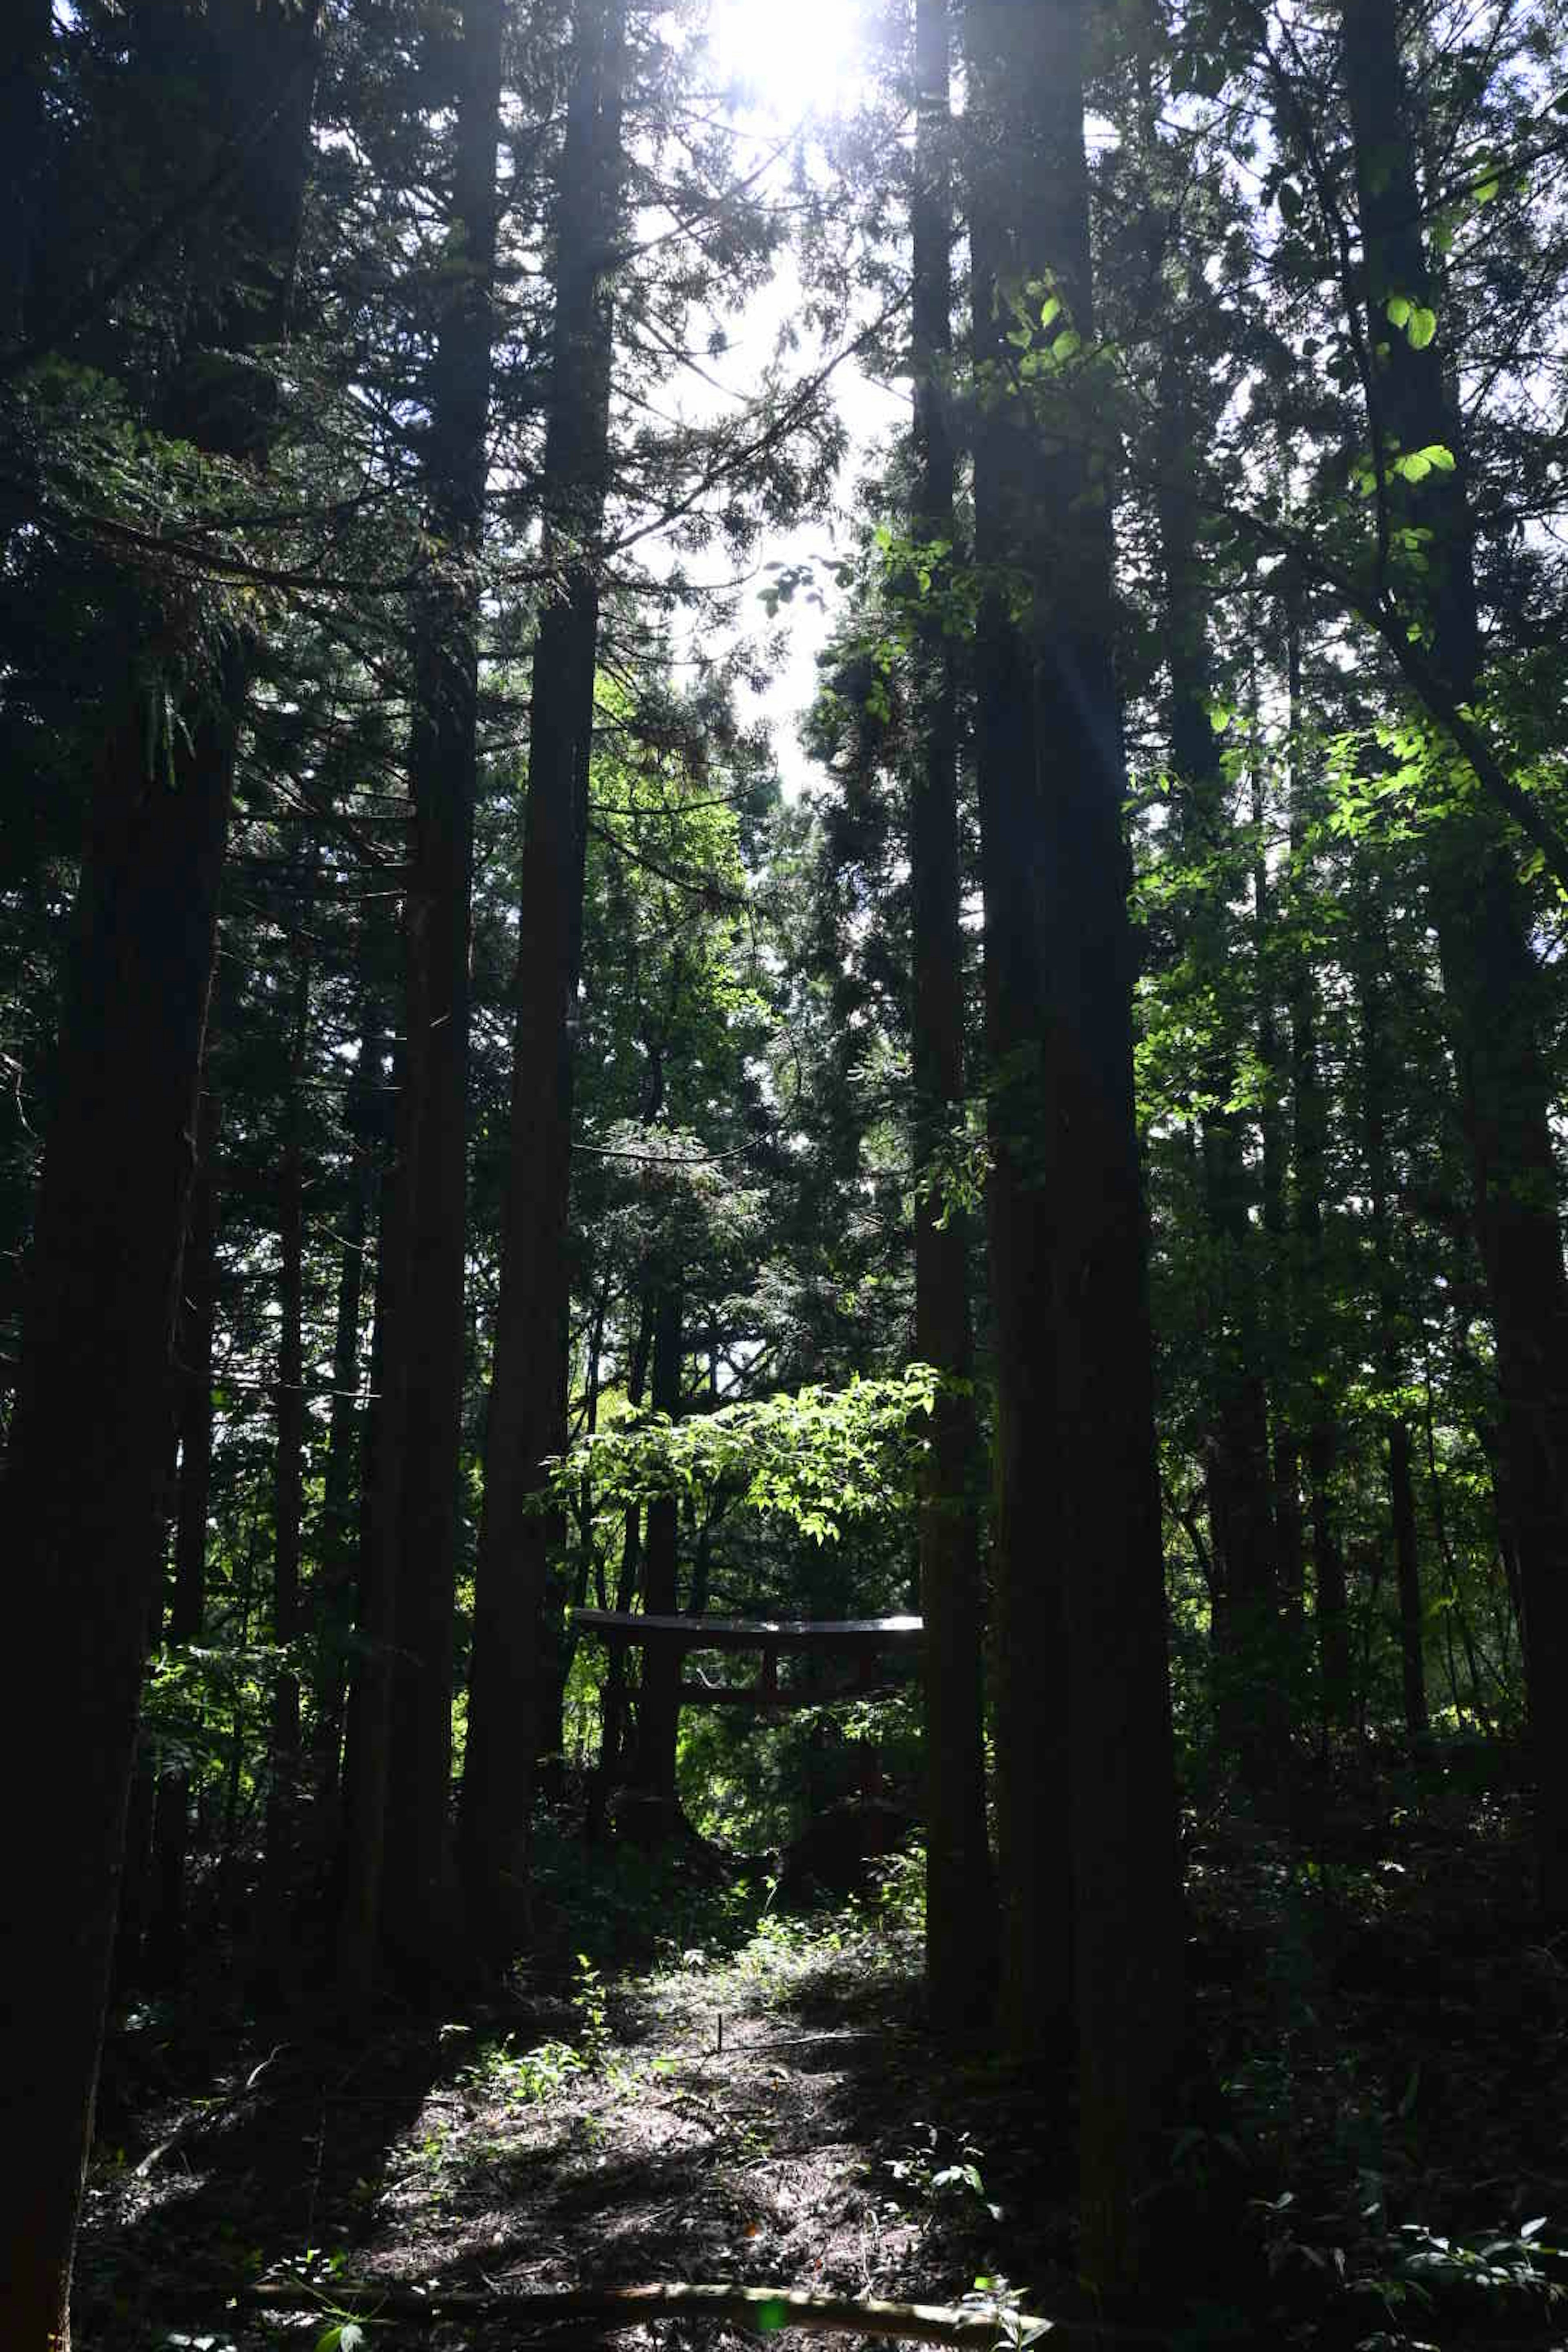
[74,2002,451,2346]
[76,1767,1568,2352]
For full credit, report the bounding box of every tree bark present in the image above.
[1340,0,1568,1901]
[635,1282,684,1802]
[1155,377,1279,1766]
[383,0,505,1978]
[0,0,319,2255]
[965,0,1183,2284]
[907,0,995,2034]
[147,1089,220,1983]
[1354,900,1428,1740]
[965,5,1073,2069]
[337,996,424,2002]
[311,998,382,1844]
[1,675,240,2350]
[462,0,626,1951]
[261,911,313,1988]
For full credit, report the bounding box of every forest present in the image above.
[4,0,1568,2344]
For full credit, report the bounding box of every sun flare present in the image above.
[705,0,869,124]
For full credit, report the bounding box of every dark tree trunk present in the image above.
[1252,729,1305,1619]
[1156,376,1278,1762]
[1,680,240,2350]
[462,0,626,1951]
[337,1003,424,2001]
[311,1000,382,1842]
[635,1283,684,1802]
[965,0,1182,2284]
[1341,0,1568,1903]
[909,0,996,2035]
[965,14,1072,2071]
[1290,928,1348,1728]
[0,0,51,345]
[261,924,313,1984]
[1282,604,1349,1731]
[384,0,505,1978]
[589,1294,652,1836]
[0,2,317,2314]
[1363,898,1439,1750]
[148,1095,220,1983]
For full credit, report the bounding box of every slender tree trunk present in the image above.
[312,1000,381,1842]
[1355,901,1428,1743]
[909,0,995,2033]
[262,920,312,1984]
[463,0,626,1950]
[635,1283,684,1804]
[1156,379,1278,1768]
[1278,593,1349,1728]
[966,0,1182,2284]
[338,999,424,2001]
[1290,931,1349,1728]
[589,1294,652,1837]
[1341,0,1568,1905]
[384,0,505,1978]
[1251,714,1305,1621]
[148,1092,220,1983]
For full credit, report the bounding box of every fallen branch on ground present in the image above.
[228,2276,1172,2346]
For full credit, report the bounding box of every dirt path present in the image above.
[82,1883,1066,2351]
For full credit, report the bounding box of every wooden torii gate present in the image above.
[573,1608,924,1710]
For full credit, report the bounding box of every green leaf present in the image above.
[1038,295,1061,330]
[1406,305,1437,349]
[1474,176,1499,204]
[1051,329,1081,362]
[1385,294,1412,329]
[1393,443,1455,483]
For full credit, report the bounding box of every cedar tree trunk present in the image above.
[909,0,996,2033]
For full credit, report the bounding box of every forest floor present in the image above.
[78,1755,1568,2352]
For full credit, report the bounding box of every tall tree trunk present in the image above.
[589,1293,652,1836]
[965,0,1182,2285]
[337,998,423,2001]
[965,10,1073,2074]
[1340,0,1568,1904]
[909,0,996,2034]
[262,914,313,1984]
[1155,376,1279,1767]
[635,1282,684,1803]
[312,998,382,1843]
[1251,706,1305,1621]
[384,0,505,1978]
[148,1090,221,1984]
[462,0,626,1951]
[2,680,241,2351]
[1281,599,1349,1731]
[1355,907,1428,1742]
[0,0,317,2316]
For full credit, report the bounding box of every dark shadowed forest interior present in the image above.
[8,0,1568,2346]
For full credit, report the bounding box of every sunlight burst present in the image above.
[705,0,869,124]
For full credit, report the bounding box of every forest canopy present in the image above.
[4,0,1568,2343]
